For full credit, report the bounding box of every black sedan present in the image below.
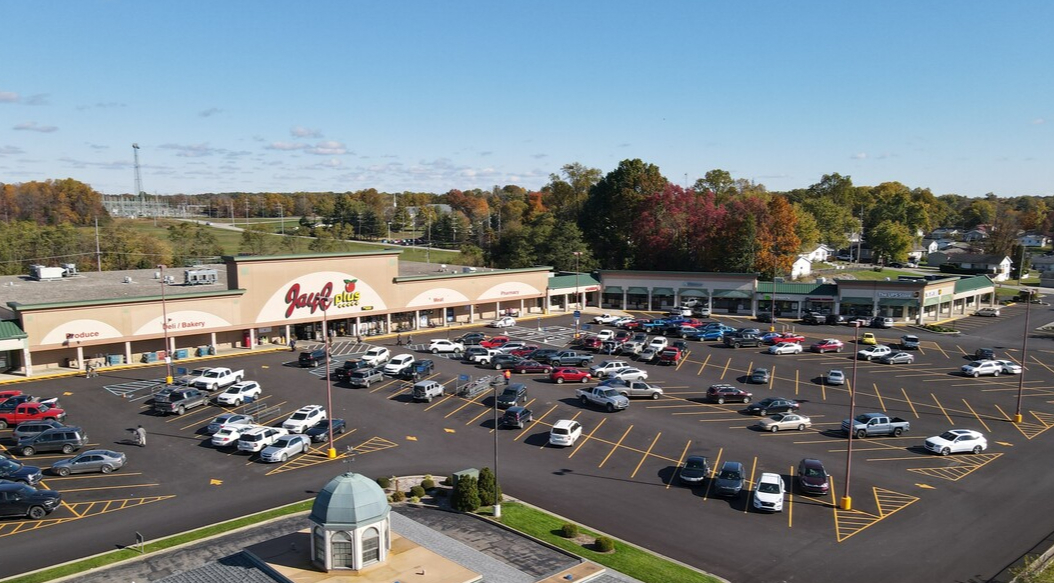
[678,455,711,485]
[306,419,346,443]
[745,397,800,416]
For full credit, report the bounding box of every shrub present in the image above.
[409,496,421,504]
[594,536,615,552]
[410,485,426,498]
[441,476,452,486]
[560,523,580,538]
[376,477,391,489]
[435,488,448,498]
[452,475,481,512]
[421,477,436,490]
[391,490,406,502]
[477,467,502,506]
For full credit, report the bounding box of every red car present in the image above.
[582,336,603,350]
[658,347,683,365]
[613,331,632,343]
[480,336,510,349]
[510,346,540,358]
[810,338,845,353]
[622,319,646,330]
[768,332,805,345]
[550,368,592,384]
[512,360,553,374]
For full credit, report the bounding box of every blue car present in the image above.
[699,329,727,341]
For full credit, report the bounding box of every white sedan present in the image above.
[768,342,803,355]
[752,472,785,512]
[924,429,988,455]
[612,367,649,382]
[211,423,257,448]
[995,359,1022,374]
[758,412,812,432]
[428,339,465,354]
[489,316,517,328]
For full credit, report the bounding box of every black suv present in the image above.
[333,359,370,382]
[456,332,486,346]
[500,406,533,429]
[496,383,527,409]
[975,347,996,360]
[530,349,560,364]
[17,427,88,456]
[491,354,523,370]
[298,348,328,368]
[0,482,61,520]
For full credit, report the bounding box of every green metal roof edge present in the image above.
[394,266,552,283]
[549,274,601,289]
[8,288,248,312]
[597,270,758,277]
[954,275,995,294]
[0,320,27,340]
[223,250,401,263]
[762,282,838,295]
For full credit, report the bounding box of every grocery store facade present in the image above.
[2,251,551,377]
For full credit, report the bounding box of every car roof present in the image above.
[720,461,743,470]
[553,419,578,429]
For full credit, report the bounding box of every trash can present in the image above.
[174,348,189,360]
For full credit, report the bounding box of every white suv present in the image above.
[961,360,1002,378]
[282,405,327,433]
[383,354,415,376]
[362,347,391,366]
[549,420,583,447]
[237,426,289,453]
[590,360,630,379]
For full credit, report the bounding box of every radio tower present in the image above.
[133,143,144,216]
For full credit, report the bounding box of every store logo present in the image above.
[284,280,363,318]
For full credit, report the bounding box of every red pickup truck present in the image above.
[0,402,67,429]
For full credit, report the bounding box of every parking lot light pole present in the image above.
[1014,290,1033,424]
[493,383,501,518]
[842,321,862,511]
[158,264,173,384]
[321,296,337,459]
[573,251,582,337]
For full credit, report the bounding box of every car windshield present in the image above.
[804,467,823,478]
[291,412,308,420]
[968,361,984,367]
[685,459,708,470]
[938,431,959,440]
[0,458,21,473]
[274,437,294,447]
[758,482,782,494]
[719,470,741,480]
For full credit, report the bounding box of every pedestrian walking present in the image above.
[503,369,511,385]
[356,334,363,345]
[406,333,413,345]
[289,338,297,352]
[397,333,403,346]
[135,425,147,447]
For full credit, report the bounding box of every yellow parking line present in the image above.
[744,456,758,513]
[667,440,691,489]
[443,387,491,416]
[370,377,404,393]
[930,342,948,359]
[696,353,711,376]
[829,474,840,538]
[768,366,775,391]
[465,407,492,427]
[720,358,732,380]
[598,425,634,468]
[568,417,605,457]
[702,447,723,501]
[795,369,799,396]
[1029,354,1054,376]
[425,393,457,412]
[387,384,413,400]
[901,388,919,418]
[993,403,1013,421]
[873,384,886,411]
[788,464,794,528]
[932,393,954,425]
[676,353,689,371]
[516,405,557,441]
[630,432,661,478]
[961,399,992,432]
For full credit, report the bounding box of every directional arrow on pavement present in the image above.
[444,428,456,433]
[406,436,418,441]
[63,391,73,396]
[210,478,223,486]
[996,441,1014,447]
[915,483,935,489]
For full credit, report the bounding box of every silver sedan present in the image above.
[260,434,311,463]
[50,449,126,476]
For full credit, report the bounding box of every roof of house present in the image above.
[942,253,1008,264]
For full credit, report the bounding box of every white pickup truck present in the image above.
[189,367,245,392]
[575,386,630,412]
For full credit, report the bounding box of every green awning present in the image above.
[713,289,752,299]
[603,286,623,294]
[0,321,27,340]
[679,289,708,297]
[878,298,917,306]
[626,287,649,295]
[840,296,873,305]
[651,287,674,295]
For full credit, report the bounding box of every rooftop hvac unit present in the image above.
[30,265,65,281]
[123,276,133,284]
[60,263,78,276]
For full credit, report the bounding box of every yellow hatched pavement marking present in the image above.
[834,487,918,542]
[906,453,1002,481]
[994,405,1053,440]
[0,495,180,537]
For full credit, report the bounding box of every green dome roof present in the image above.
[309,472,389,528]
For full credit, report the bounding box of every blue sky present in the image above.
[1,1,1051,197]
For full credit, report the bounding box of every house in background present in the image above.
[927,252,1012,281]
[800,244,834,262]
[962,226,990,242]
[913,239,940,261]
[930,227,961,239]
[790,256,812,280]
[1017,232,1051,248]
[1029,253,1054,275]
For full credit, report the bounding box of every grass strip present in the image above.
[498,501,721,583]
[0,500,313,583]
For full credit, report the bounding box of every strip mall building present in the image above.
[0,252,995,377]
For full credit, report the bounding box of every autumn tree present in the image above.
[581,159,667,269]
[239,224,271,255]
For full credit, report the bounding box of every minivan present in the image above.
[17,427,88,456]
[298,348,327,368]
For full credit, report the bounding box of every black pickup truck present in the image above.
[724,333,762,349]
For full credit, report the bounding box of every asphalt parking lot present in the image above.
[3,308,1054,583]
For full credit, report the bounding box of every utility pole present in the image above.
[94,217,102,272]
[132,143,144,216]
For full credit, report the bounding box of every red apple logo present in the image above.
[344,279,357,293]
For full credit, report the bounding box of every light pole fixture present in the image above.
[1014,289,1034,423]
[320,296,337,459]
[842,321,862,510]
[158,265,173,385]
[492,382,501,519]
[573,252,582,338]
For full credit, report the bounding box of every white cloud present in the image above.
[158,143,220,157]
[13,121,58,132]
[1032,118,1046,125]
[266,141,308,151]
[0,145,25,156]
[291,126,322,138]
[850,152,867,160]
[0,91,18,103]
[198,107,222,117]
[307,140,348,155]
[532,153,547,159]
